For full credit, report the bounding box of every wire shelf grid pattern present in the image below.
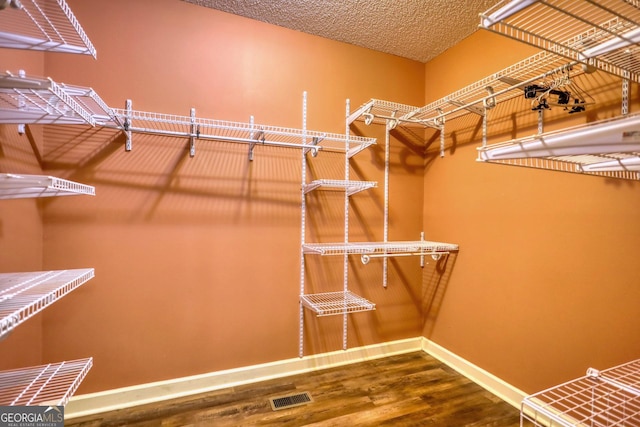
[302,240,459,256]
[477,112,640,179]
[0,0,96,57]
[300,291,375,316]
[0,269,94,339]
[480,0,640,83]
[303,179,377,196]
[108,108,376,155]
[0,173,96,199]
[522,359,640,426]
[0,358,93,406]
[0,72,114,126]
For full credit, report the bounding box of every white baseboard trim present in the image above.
[421,338,527,409]
[65,337,423,419]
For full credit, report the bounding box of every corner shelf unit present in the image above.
[521,359,640,426]
[0,269,94,339]
[475,0,640,179]
[350,0,640,180]
[0,358,93,406]
[479,0,640,84]
[0,0,96,57]
[0,173,96,199]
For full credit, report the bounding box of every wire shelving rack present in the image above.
[521,359,640,426]
[0,358,93,406]
[0,269,95,339]
[0,174,96,199]
[0,0,96,57]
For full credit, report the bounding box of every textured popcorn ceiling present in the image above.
[182,0,498,63]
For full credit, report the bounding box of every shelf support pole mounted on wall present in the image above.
[124,99,132,151]
[342,99,351,350]
[299,92,308,358]
[383,118,393,288]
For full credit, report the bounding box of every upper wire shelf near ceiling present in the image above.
[0,173,96,199]
[0,268,95,339]
[0,0,96,57]
[479,0,640,84]
[105,107,377,157]
[0,71,114,126]
[0,358,93,406]
[350,50,585,130]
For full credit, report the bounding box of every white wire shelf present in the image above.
[106,107,377,157]
[0,71,114,126]
[300,291,375,317]
[302,240,459,256]
[303,179,377,196]
[0,268,94,339]
[477,112,640,180]
[350,49,588,131]
[0,358,93,406]
[521,359,640,427]
[0,173,95,199]
[0,0,96,57]
[480,0,640,84]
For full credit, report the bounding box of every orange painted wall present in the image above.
[16,0,427,393]
[0,50,45,369]
[423,31,640,394]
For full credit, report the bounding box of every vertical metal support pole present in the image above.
[622,70,629,116]
[125,99,132,152]
[420,231,425,268]
[383,119,391,288]
[537,108,544,135]
[343,99,350,351]
[439,125,445,158]
[249,115,255,161]
[189,108,196,158]
[482,107,488,148]
[299,92,308,358]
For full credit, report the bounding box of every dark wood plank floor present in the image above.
[66,352,531,426]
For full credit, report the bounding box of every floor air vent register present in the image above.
[268,392,313,411]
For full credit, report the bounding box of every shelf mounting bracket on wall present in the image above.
[189,108,198,157]
[124,99,132,152]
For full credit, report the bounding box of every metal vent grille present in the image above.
[268,392,313,411]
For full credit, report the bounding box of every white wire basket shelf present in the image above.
[303,179,377,196]
[477,112,640,180]
[106,107,377,158]
[0,268,94,339]
[347,99,425,127]
[521,359,640,427]
[0,0,96,57]
[300,291,375,317]
[0,72,114,126]
[480,0,640,84]
[0,173,96,199]
[302,240,459,256]
[0,358,93,406]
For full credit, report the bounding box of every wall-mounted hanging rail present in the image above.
[0,173,96,199]
[521,358,640,426]
[302,240,459,260]
[0,269,95,339]
[479,0,640,84]
[0,0,96,57]
[0,358,93,406]
[0,71,113,126]
[477,105,640,180]
[106,101,376,159]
